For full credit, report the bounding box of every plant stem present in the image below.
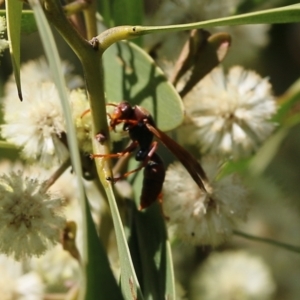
[82,0,97,39]
[44,158,71,192]
[44,0,112,186]
[64,1,89,16]
[233,230,300,254]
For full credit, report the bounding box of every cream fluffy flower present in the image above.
[191,251,276,300]
[0,17,9,55]
[1,82,69,167]
[162,157,248,246]
[30,245,81,293]
[4,57,83,94]
[70,89,93,153]
[184,66,276,159]
[0,171,66,260]
[0,255,44,300]
[1,57,85,167]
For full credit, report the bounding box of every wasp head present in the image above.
[107,101,134,130]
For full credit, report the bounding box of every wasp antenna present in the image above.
[106,103,118,107]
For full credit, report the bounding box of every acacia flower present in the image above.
[1,82,69,167]
[183,66,276,159]
[162,157,248,246]
[4,57,83,95]
[0,254,44,299]
[0,171,66,260]
[191,251,276,300]
[0,17,9,55]
[70,89,93,154]
[30,244,81,293]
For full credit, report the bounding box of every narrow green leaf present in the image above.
[28,1,90,297]
[97,0,112,27]
[20,10,38,34]
[165,240,176,298]
[128,166,176,299]
[235,0,268,14]
[134,4,300,35]
[98,0,143,27]
[134,207,175,299]
[274,78,300,124]
[110,0,143,45]
[217,157,251,178]
[105,184,144,300]
[85,197,123,300]
[111,0,143,26]
[0,10,37,34]
[5,0,23,100]
[248,128,289,176]
[103,41,184,131]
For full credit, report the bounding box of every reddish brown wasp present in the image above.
[92,101,208,209]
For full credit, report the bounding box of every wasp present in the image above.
[92,101,208,209]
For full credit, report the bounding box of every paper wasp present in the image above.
[92,101,208,209]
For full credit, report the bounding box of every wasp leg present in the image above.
[91,140,139,159]
[80,109,90,118]
[107,141,158,183]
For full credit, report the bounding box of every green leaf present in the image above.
[235,0,268,14]
[136,4,300,35]
[127,163,176,299]
[273,78,300,125]
[0,10,37,34]
[248,128,289,176]
[85,197,123,300]
[103,41,184,131]
[97,0,111,27]
[109,0,144,45]
[30,2,144,299]
[28,1,90,297]
[98,0,143,27]
[217,157,252,178]
[20,10,38,34]
[5,0,23,100]
[134,207,175,299]
[105,184,144,300]
[112,0,143,26]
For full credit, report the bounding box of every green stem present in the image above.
[82,0,97,39]
[233,230,300,254]
[44,0,112,186]
[92,3,300,53]
[63,1,89,16]
[0,141,18,149]
[95,25,140,53]
[44,0,89,57]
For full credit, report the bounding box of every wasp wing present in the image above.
[145,123,208,192]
